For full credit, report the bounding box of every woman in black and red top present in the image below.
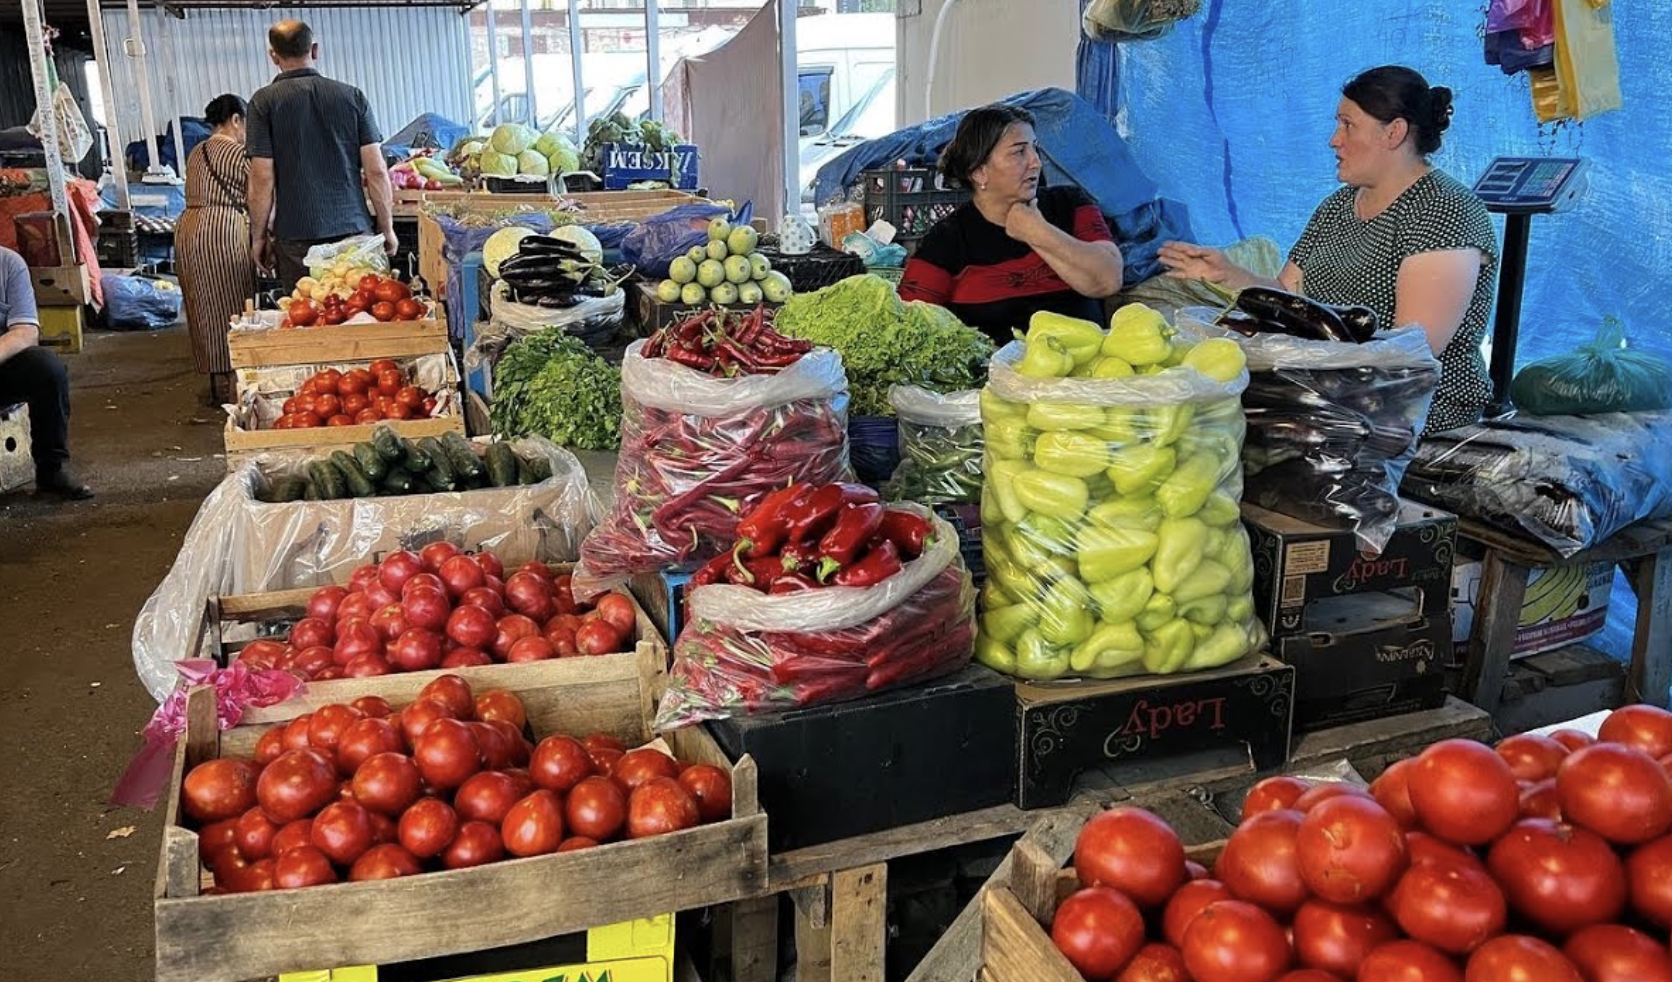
[898,104,1124,345]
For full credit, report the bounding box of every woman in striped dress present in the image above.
[175,94,256,405]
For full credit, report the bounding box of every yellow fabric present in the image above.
[1530,66,1566,123]
[1551,0,1622,121]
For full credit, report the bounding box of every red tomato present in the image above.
[627,777,701,839]
[255,726,287,766]
[440,554,488,599]
[583,733,627,755]
[369,603,410,644]
[678,764,733,823]
[399,698,458,745]
[566,775,628,841]
[445,604,497,650]
[287,300,319,326]
[350,695,394,719]
[1051,886,1146,980]
[1074,807,1188,909]
[343,653,392,678]
[1549,729,1597,752]
[531,735,596,794]
[401,587,451,634]
[1600,704,1672,758]
[1485,818,1626,936]
[1369,759,1420,829]
[1116,944,1190,982]
[374,279,410,303]
[1291,899,1399,978]
[399,797,460,859]
[183,758,261,824]
[575,617,624,656]
[1291,783,1372,813]
[369,358,399,376]
[306,703,365,753]
[1497,734,1569,782]
[475,552,505,579]
[379,550,424,592]
[1627,833,1672,926]
[273,845,337,889]
[1295,795,1407,904]
[270,819,314,858]
[395,384,424,409]
[595,593,638,637]
[1519,778,1561,820]
[1387,856,1506,955]
[1557,742,1672,844]
[502,789,565,857]
[395,297,425,320]
[313,393,342,419]
[452,771,522,826]
[1162,879,1233,948]
[310,799,375,866]
[1185,861,1208,880]
[613,748,683,795]
[1215,809,1309,915]
[491,614,541,659]
[1273,973,1342,982]
[221,856,277,894]
[1563,923,1672,982]
[306,585,348,622]
[1182,900,1292,982]
[1358,940,1464,982]
[388,628,444,673]
[1409,740,1519,846]
[1464,935,1582,982]
[351,752,421,816]
[290,616,335,651]
[332,618,382,665]
[413,717,482,790]
[471,721,523,771]
[475,690,527,730]
[238,638,287,671]
[417,674,476,720]
[506,635,556,663]
[442,820,504,870]
[349,843,422,881]
[441,647,493,669]
[335,717,402,776]
[282,715,315,752]
[257,749,337,824]
[336,590,375,623]
[370,301,397,322]
[235,807,280,861]
[355,408,382,424]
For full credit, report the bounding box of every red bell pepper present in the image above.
[832,540,902,588]
[815,502,887,580]
[733,483,811,559]
[877,509,933,560]
[784,483,880,545]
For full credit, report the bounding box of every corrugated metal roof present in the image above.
[98,4,474,152]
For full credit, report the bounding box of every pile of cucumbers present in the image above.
[257,427,552,502]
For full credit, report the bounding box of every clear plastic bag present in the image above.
[130,437,600,702]
[466,289,628,393]
[304,234,392,280]
[884,386,984,506]
[1083,0,1201,42]
[655,509,975,727]
[1511,320,1672,416]
[1183,312,1443,555]
[574,341,854,593]
[977,336,1265,681]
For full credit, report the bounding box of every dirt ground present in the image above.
[0,324,225,981]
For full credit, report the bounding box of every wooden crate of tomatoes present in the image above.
[203,549,668,709]
[153,646,767,982]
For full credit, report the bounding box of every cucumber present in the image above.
[442,432,488,486]
[332,451,377,498]
[485,442,519,488]
[400,437,432,473]
[381,467,416,495]
[308,460,346,499]
[524,453,553,483]
[515,453,537,485]
[270,476,308,503]
[353,442,388,483]
[304,480,322,501]
[373,425,404,462]
[419,437,457,491]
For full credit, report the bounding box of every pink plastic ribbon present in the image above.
[111,660,305,809]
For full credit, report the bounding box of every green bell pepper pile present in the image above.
[974,305,1265,681]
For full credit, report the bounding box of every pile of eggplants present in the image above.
[496,235,632,309]
[1218,287,1378,344]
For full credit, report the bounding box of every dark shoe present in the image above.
[36,470,94,500]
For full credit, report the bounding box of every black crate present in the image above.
[1275,591,1451,732]
[862,168,968,242]
[707,664,1016,851]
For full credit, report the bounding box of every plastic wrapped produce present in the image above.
[1182,311,1441,555]
[976,305,1265,681]
[1510,320,1672,416]
[573,340,853,593]
[655,505,974,727]
[884,385,984,505]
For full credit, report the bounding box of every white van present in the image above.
[794,13,897,152]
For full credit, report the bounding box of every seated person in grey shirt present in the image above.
[0,246,92,500]
[246,19,396,293]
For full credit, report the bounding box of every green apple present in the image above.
[710,282,739,306]
[697,259,727,289]
[749,253,772,281]
[708,216,732,242]
[726,225,760,257]
[706,239,729,263]
[723,255,753,285]
[685,245,708,265]
[680,282,707,305]
[762,270,794,303]
[668,256,697,285]
[737,282,764,305]
[656,279,682,303]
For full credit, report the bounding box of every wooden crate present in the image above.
[152,645,767,982]
[228,318,448,370]
[223,415,463,472]
[0,402,32,493]
[37,303,84,354]
[29,263,90,305]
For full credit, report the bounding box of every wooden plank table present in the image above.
[721,697,1491,982]
[1458,517,1672,713]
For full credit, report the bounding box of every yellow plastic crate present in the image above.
[37,304,83,354]
[278,913,675,982]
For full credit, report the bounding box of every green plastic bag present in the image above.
[1510,320,1672,416]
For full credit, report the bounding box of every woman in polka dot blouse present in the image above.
[1159,66,1499,434]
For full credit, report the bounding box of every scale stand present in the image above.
[1472,156,1590,415]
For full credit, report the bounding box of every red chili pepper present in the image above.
[815,502,887,580]
[689,551,733,587]
[768,572,821,594]
[877,509,933,560]
[832,539,902,588]
[727,554,788,590]
[784,483,881,546]
[865,622,974,690]
[666,345,718,371]
[733,483,811,559]
[779,542,819,576]
[792,675,867,706]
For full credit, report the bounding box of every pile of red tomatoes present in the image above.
[1049,703,1672,982]
[271,360,438,430]
[283,275,428,328]
[234,545,641,681]
[180,674,734,893]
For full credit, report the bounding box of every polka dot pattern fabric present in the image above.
[1290,169,1499,433]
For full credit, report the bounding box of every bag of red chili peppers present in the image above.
[653,497,976,727]
[574,315,854,595]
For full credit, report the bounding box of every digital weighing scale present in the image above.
[1471,156,1589,411]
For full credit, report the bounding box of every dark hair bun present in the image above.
[1429,86,1454,134]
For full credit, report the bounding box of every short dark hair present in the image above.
[1343,65,1453,156]
[938,104,1037,188]
[269,20,314,59]
[204,94,246,126]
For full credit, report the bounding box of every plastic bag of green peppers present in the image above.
[883,385,983,506]
[975,304,1268,681]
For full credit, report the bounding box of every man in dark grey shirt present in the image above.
[246,20,396,292]
[0,246,92,499]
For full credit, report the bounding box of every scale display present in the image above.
[1472,156,1587,214]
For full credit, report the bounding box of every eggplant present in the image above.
[1216,309,1264,337]
[1320,302,1379,342]
[516,236,587,257]
[1235,287,1358,344]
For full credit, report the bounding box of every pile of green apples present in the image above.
[656,217,795,308]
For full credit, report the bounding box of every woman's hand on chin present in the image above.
[1004,198,1051,245]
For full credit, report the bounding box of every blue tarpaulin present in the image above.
[383,113,472,161]
[811,87,1193,285]
[125,117,210,175]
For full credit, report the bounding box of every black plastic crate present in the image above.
[862,167,969,241]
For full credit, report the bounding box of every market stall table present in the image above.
[1458,516,1672,712]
